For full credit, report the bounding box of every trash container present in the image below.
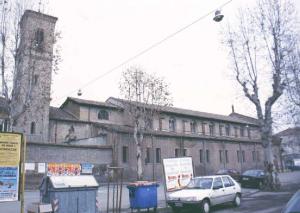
[127,181,159,212]
[40,175,99,213]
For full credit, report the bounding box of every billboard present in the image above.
[47,163,81,176]
[0,133,22,202]
[163,157,194,192]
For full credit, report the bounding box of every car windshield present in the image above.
[243,170,262,177]
[186,178,213,189]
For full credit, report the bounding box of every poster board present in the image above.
[0,133,22,202]
[162,157,194,192]
[47,163,81,176]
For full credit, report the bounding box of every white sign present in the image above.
[25,163,35,171]
[294,159,300,166]
[38,163,46,173]
[163,157,194,192]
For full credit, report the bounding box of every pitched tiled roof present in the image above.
[106,97,259,126]
[61,97,120,109]
[275,127,300,137]
[229,112,260,125]
[49,107,79,121]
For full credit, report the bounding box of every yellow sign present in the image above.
[0,133,22,166]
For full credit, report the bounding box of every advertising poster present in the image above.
[47,163,81,176]
[163,157,194,192]
[81,163,94,174]
[0,133,22,202]
[0,133,21,166]
[0,167,19,202]
[38,163,46,174]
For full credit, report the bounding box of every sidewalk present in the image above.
[1,171,299,213]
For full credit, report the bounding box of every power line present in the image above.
[52,0,234,104]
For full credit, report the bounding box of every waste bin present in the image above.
[127,181,159,212]
[40,175,99,213]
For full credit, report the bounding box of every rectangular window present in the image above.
[219,150,223,163]
[202,123,206,135]
[209,123,214,136]
[240,127,244,137]
[200,149,203,163]
[225,150,229,163]
[242,150,245,162]
[248,128,251,139]
[156,148,161,163]
[182,120,186,133]
[122,146,128,163]
[252,151,256,162]
[190,121,196,133]
[159,118,163,131]
[219,125,223,136]
[183,149,187,157]
[175,148,180,157]
[225,124,230,136]
[206,149,210,163]
[256,151,260,162]
[169,118,176,132]
[237,150,240,163]
[145,147,151,164]
[234,127,238,138]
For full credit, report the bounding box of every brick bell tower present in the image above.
[11,10,57,142]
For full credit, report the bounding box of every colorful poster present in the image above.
[0,133,22,166]
[163,157,194,192]
[47,163,81,176]
[81,163,94,174]
[0,167,19,202]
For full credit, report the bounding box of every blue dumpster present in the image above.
[127,182,159,212]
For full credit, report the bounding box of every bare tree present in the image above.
[0,0,61,130]
[119,66,172,180]
[223,0,298,189]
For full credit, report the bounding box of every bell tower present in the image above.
[11,10,57,142]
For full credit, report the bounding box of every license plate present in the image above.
[175,202,183,207]
[243,177,249,180]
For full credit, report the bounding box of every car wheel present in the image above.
[233,193,241,207]
[171,206,180,213]
[201,199,210,213]
[258,181,264,190]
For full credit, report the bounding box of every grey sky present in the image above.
[46,0,300,118]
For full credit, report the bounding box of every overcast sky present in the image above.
[44,0,300,118]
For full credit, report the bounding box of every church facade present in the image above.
[8,10,265,181]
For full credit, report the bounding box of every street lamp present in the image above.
[213,10,224,22]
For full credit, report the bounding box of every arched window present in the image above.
[30,122,36,134]
[98,109,109,120]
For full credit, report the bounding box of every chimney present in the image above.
[231,105,235,113]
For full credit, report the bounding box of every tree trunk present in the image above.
[133,123,143,180]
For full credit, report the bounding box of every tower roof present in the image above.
[21,10,57,24]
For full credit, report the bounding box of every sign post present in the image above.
[0,132,24,212]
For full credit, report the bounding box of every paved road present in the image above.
[1,171,300,213]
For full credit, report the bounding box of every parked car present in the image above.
[281,189,300,213]
[216,168,241,182]
[166,175,241,213]
[240,169,266,189]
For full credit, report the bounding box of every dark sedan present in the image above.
[240,169,266,189]
[216,168,241,182]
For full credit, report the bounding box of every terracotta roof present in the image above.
[61,97,120,110]
[229,112,259,125]
[275,127,300,137]
[49,107,79,121]
[106,97,259,126]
